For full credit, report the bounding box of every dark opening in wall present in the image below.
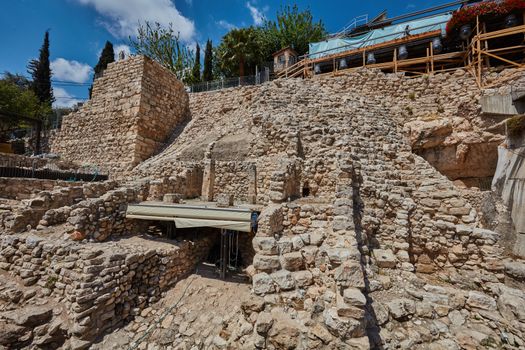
[412,140,500,190]
[302,181,310,197]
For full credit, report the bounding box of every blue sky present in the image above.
[0,0,448,107]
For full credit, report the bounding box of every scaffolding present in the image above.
[278,5,525,87]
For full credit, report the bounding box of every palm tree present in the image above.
[219,28,260,78]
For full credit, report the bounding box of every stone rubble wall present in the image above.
[145,165,203,201]
[325,68,525,184]
[64,184,149,242]
[0,153,79,170]
[0,178,83,200]
[0,153,49,168]
[0,181,118,234]
[50,56,189,178]
[213,161,254,203]
[0,233,214,348]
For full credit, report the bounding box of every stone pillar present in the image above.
[248,164,257,204]
[201,160,215,201]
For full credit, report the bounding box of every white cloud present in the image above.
[114,44,132,60]
[246,2,264,26]
[75,0,195,41]
[51,58,93,83]
[53,87,83,108]
[217,20,237,31]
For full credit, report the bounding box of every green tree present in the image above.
[129,21,194,82]
[1,72,32,90]
[27,30,54,107]
[94,41,115,77]
[259,5,326,59]
[191,43,201,83]
[0,79,51,140]
[216,27,261,78]
[202,39,214,82]
[90,41,115,98]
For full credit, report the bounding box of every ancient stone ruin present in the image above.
[1,55,525,349]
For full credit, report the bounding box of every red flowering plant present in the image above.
[446,0,525,35]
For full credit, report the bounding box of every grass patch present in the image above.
[45,276,58,290]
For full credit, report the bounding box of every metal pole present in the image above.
[220,229,227,279]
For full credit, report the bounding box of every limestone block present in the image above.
[163,193,182,203]
[280,252,304,271]
[373,249,397,268]
[216,193,234,207]
[343,288,367,307]
[270,270,295,290]
[323,307,365,338]
[466,291,496,310]
[253,254,280,272]
[386,298,416,320]
[252,237,278,255]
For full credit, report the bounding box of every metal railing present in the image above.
[188,68,271,93]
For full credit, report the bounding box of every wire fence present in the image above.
[0,166,108,182]
[188,68,271,93]
[0,157,108,182]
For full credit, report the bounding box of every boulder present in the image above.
[2,305,53,327]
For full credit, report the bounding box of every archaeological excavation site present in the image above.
[2,3,525,349]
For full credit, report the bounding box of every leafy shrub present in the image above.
[507,115,525,137]
[446,0,525,35]
[45,276,58,290]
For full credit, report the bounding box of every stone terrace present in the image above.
[1,57,524,349]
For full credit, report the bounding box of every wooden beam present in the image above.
[475,48,524,68]
[308,29,442,65]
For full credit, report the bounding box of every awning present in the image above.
[126,203,254,232]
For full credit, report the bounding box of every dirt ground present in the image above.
[92,264,252,350]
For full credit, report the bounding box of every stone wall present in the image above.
[213,161,255,203]
[145,165,203,201]
[0,181,118,234]
[0,178,83,200]
[50,56,189,177]
[0,233,213,348]
[0,153,80,171]
[0,153,49,168]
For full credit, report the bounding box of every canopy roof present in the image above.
[126,203,254,232]
[309,13,452,59]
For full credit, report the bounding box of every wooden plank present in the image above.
[478,24,525,40]
[476,49,524,67]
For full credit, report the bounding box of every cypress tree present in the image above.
[203,39,213,82]
[90,41,115,98]
[191,43,201,83]
[28,30,53,107]
[94,41,115,77]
